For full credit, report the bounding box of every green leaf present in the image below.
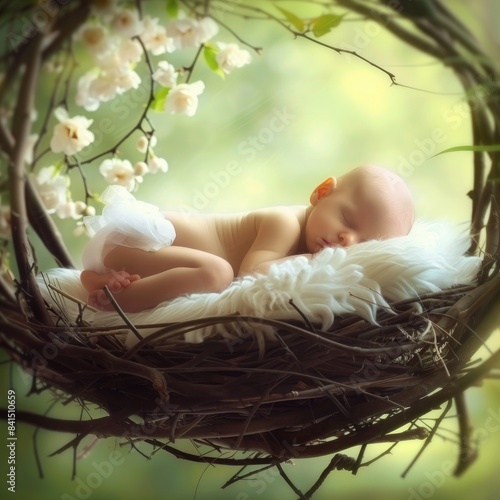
[203,44,218,71]
[166,0,178,18]
[276,6,305,32]
[311,13,345,37]
[203,44,225,78]
[151,87,170,112]
[432,143,500,158]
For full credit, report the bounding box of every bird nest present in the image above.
[0,0,499,497]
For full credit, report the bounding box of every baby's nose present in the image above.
[339,231,357,247]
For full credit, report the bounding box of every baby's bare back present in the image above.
[164,206,307,274]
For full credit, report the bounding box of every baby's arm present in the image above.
[238,211,303,276]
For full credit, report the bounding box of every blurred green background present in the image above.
[2,0,500,499]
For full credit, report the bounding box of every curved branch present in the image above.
[337,0,446,60]
[8,33,50,323]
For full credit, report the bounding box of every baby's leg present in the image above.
[85,245,234,312]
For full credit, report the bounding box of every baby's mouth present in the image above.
[321,237,336,248]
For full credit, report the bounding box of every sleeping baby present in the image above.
[80,165,415,312]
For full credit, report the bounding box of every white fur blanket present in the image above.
[38,220,481,348]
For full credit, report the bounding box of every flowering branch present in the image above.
[67,36,157,170]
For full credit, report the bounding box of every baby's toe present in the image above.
[109,277,127,292]
[109,270,133,291]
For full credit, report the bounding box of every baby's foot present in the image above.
[107,270,140,293]
[82,270,140,311]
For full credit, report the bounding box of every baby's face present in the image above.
[305,167,413,253]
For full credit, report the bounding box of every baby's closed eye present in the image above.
[341,209,354,228]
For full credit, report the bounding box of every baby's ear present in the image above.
[310,176,337,205]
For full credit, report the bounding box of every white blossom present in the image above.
[152,61,178,88]
[84,205,96,217]
[198,17,219,43]
[73,200,88,216]
[88,72,120,102]
[56,200,89,220]
[88,72,118,104]
[165,81,205,117]
[76,70,101,111]
[134,161,149,176]
[76,65,141,111]
[78,25,110,56]
[92,37,143,71]
[147,155,169,174]
[50,107,94,156]
[136,135,157,154]
[57,201,77,219]
[99,158,137,191]
[73,223,86,237]
[77,20,143,63]
[136,137,148,154]
[168,17,219,50]
[76,35,142,112]
[216,42,252,74]
[113,38,143,66]
[110,67,142,94]
[33,166,69,215]
[141,16,175,55]
[111,8,144,38]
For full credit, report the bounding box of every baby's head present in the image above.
[305,165,414,253]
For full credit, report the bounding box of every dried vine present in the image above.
[0,1,499,498]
